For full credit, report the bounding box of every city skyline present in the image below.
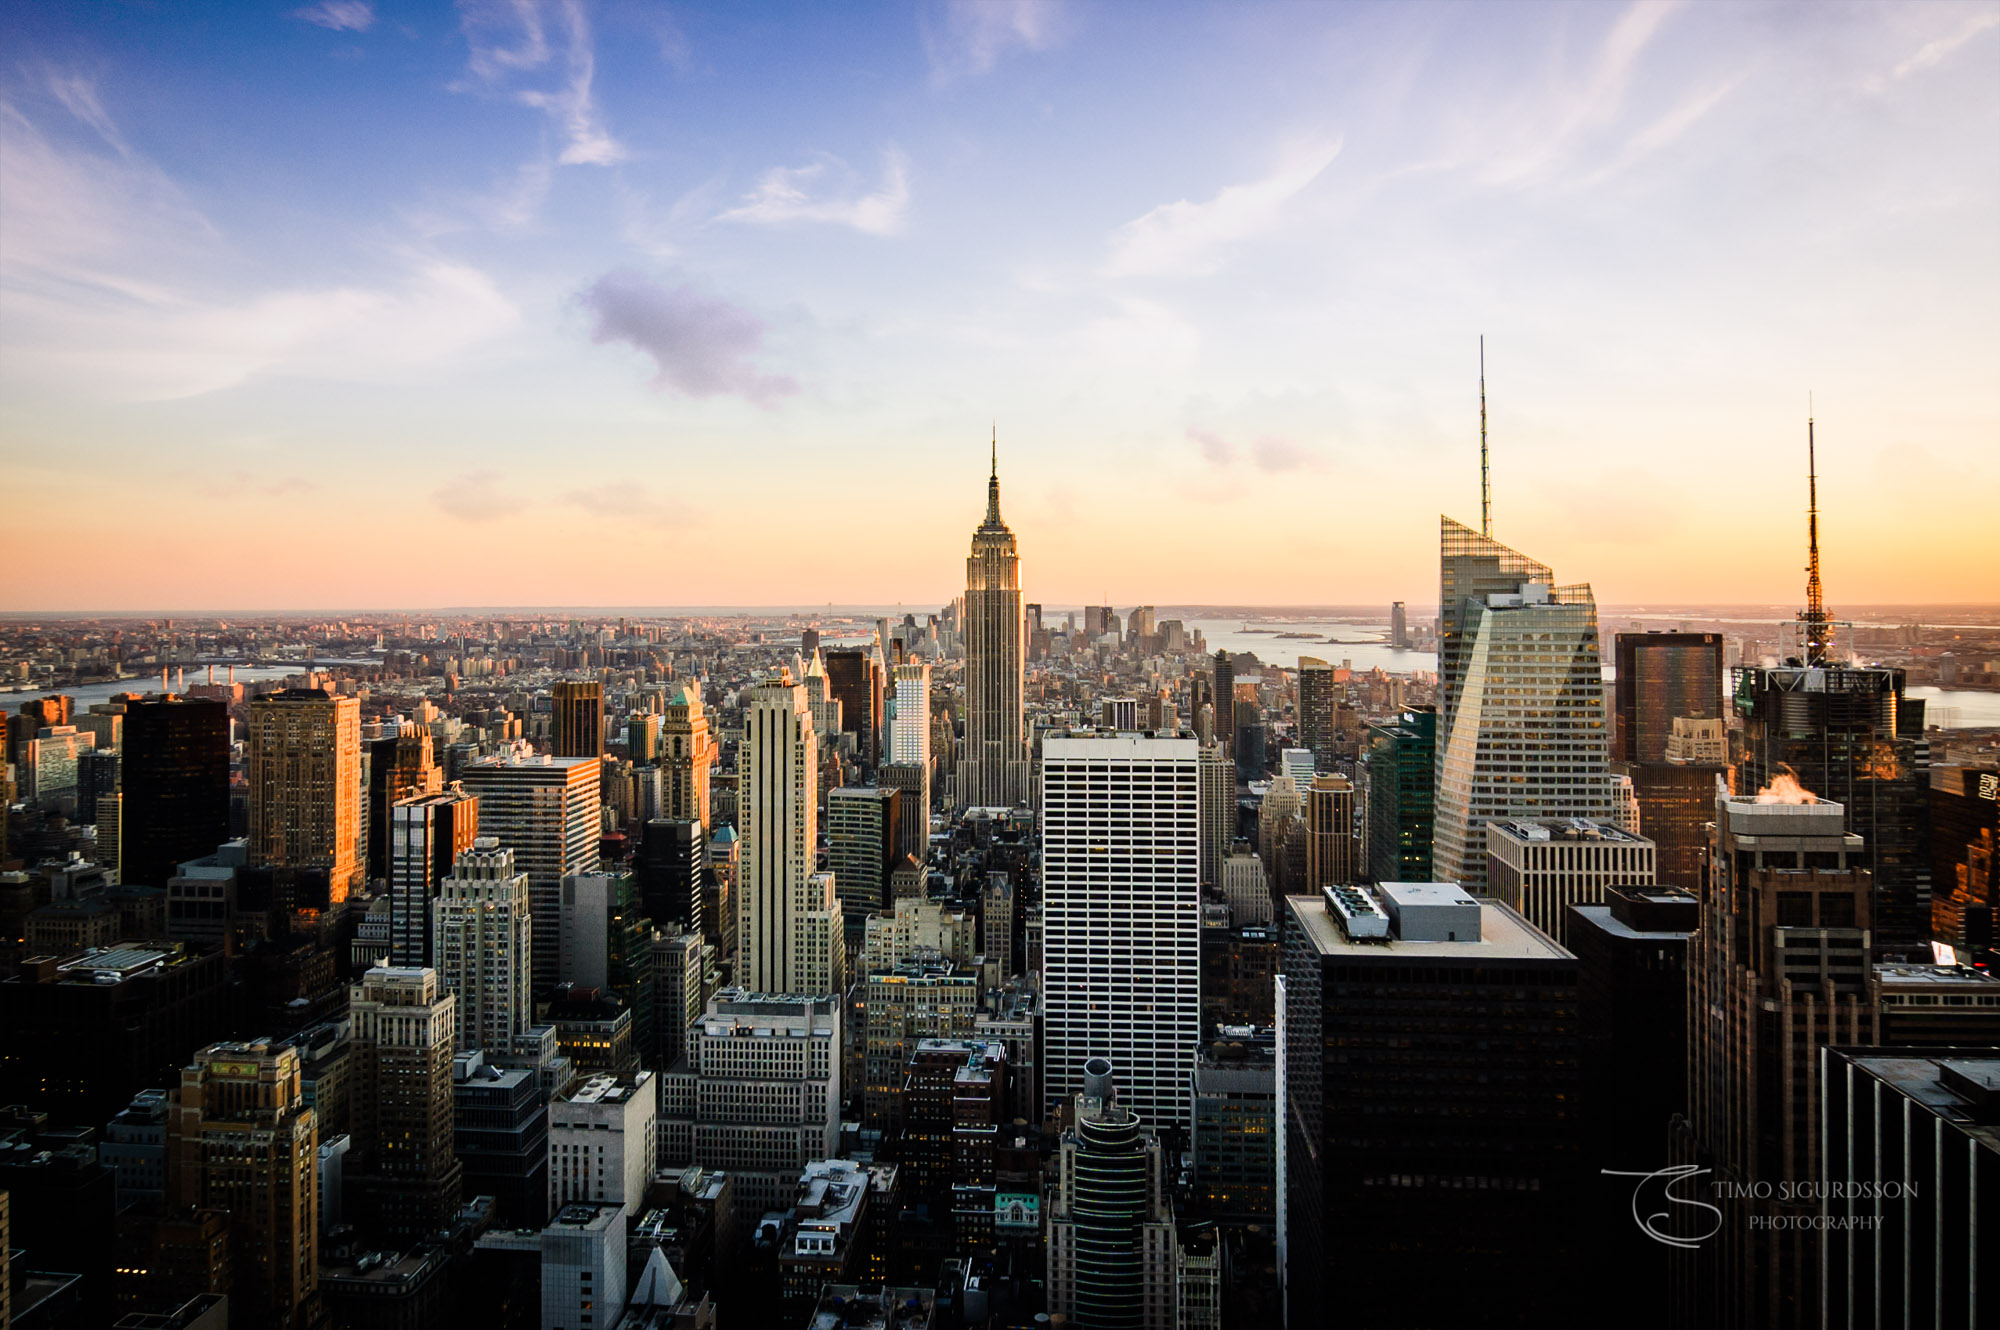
[3,1,1997,609]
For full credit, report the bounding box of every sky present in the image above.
[1,0,1996,612]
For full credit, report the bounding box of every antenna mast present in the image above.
[1799,409,1833,667]
[1479,335,1491,538]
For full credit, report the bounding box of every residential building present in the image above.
[1046,1061,1180,1330]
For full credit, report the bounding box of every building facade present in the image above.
[959,451,1030,811]
[433,839,535,1054]
[458,754,602,995]
[248,688,363,901]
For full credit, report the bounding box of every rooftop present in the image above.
[1290,893,1572,962]
[1487,817,1651,846]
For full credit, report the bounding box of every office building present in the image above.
[1212,651,1236,757]
[1278,746,1316,794]
[1819,1049,1999,1330]
[738,675,842,995]
[1220,847,1270,925]
[388,785,478,968]
[248,689,363,902]
[1303,774,1358,890]
[1613,632,1724,763]
[345,966,462,1240]
[459,754,602,994]
[1197,741,1235,889]
[824,649,883,769]
[75,745,118,826]
[1434,518,1611,891]
[650,931,707,1071]
[660,683,716,828]
[1296,658,1337,772]
[657,990,841,1231]
[1485,818,1657,948]
[827,785,901,939]
[1390,601,1408,650]
[542,1201,629,1330]
[167,1040,320,1329]
[959,446,1030,810]
[635,817,706,937]
[862,958,979,1127]
[551,679,605,760]
[879,762,931,867]
[549,1071,659,1212]
[1042,733,1201,1133]
[1363,706,1435,884]
[23,724,93,806]
[891,661,931,769]
[1930,763,1998,968]
[1046,1060,1180,1330]
[1568,886,1696,1161]
[363,729,441,886]
[452,1049,548,1229]
[1192,1044,1276,1224]
[1623,757,1726,892]
[433,839,535,1053]
[1233,698,1265,776]
[1280,884,1580,1328]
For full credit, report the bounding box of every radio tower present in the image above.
[1479,335,1491,538]
[1798,411,1833,666]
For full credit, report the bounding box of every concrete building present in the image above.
[388,785,479,968]
[826,785,901,941]
[1485,817,1657,948]
[1046,1061,1180,1330]
[345,965,463,1240]
[247,689,363,901]
[542,1201,628,1330]
[551,680,605,760]
[120,696,230,892]
[650,931,708,1072]
[1197,741,1235,890]
[549,1071,659,1213]
[1302,774,1358,891]
[1220,848,1271,926]
[958,447,1030,811]
[660,684,716,829]
[459,754,602,995]
[453,1050,549,1230]
[737,675,842,996]
[1042,732,1201,1134]
[891,661,931,770]
[861,959,979,1127]
[433,839,535,1054]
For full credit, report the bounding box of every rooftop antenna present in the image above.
[1479,335,1491,539]
[1799,398,1833,667]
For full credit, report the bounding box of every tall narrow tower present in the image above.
[959,434,1030,811]
[1798,415,1833,667]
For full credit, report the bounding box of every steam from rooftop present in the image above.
[1753,769,1817,805]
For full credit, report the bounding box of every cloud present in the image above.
[1189,428,1232,465]
[432,471,526,523]
[579,269,799,405]
[1875,11,1999,88]
[924,0,1063,84]
[1250,437,1309,473]
[456,0,623,166]
[45,71,132,157]
[1102,138,1342,277]
[1586,74,1744,183]
[718,149,911,236]
[292,2,376,32]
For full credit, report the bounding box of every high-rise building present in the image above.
[1390,601,1409,650]
[345,966,462,1240]
[891,662,931,769]
[451,1049,548,1229]
[551,680,605,760]
[120,696,230,890]
[1193,1043,1275,1224]
[660,683,716,828]
[548,1071,658,1213]
[433,839,535,1053]
[1302,774,1358,890]
[823,649,883,770]
[1567,884,1697,1167]
[657,990,842,1233]
[1433,518,1610,891]
[1484,818,1657,948]
[389,785,478,968]
[827,785,901,942]
[649,931,707,1071]
[1197,741,1235,889]
[22,723,93,805]
[1363,706,1435,884]
[1046,1060,1181,1330]
[1212,651,1236,758]
[364,730,442,886]
[862,959,979,1127]
[1280,884,1581,1328]
[167,1040,320,1329]
[635,817,706,938]
[959,445,1030,810]
[1613,632,1724,763]
[248,688,363,902]
[1296,658,1337,772]
[738,674,843,995]
[1042,733,1201,1133]
[879,762,930,867]
[1929,763,1998,968]
[1622,758,1726,892]
[459,754,602,994]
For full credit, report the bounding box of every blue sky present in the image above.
[2,1,1996,609]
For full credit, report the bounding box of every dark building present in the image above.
[1733,663,1930,956]
[551,679,605,760]
[76,748,119,825]
[1819,1049,1998,1330]
[801,628,820,657]
[823,649,883,769]
[452,1051,549,1230]
[1199,924,1277,1030]
[636,818,706,937]
[1362,706,1435,884]
[1295,659,1337,773]
[900,1039,1005,1260]
[826,786,900,944]
[878,764,930,866]
[388,787,478,969]
[1232,699,1265,777]
[1281,884,1581,1328]
[0,1141,117,1327]
[0,942,228,1126]
[1929,763,1998,969]
[1622,759,1725,890]
[1192,1040,1274,1224]
[1614,632,1724,763]
[1212,651,1235,756]
[120,697,230,891]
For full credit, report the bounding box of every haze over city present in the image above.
[4,0,1998,609]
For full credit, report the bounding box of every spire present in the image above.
[982,426,1005,529]
[1799,409,1833,667]
[1479,334,1491,539]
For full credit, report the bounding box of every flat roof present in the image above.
[1043,733,1199,759]
[1289,894,1572,962]
[1875,965,2000,989]
[1487,818,1651,845]
[1569,904,1696,941]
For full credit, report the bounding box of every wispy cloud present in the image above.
[579,269,798,405]
[923,0,1064,84]
[45,71,132,157]
[1102,138,1341,278]
[1586,73,1744,183]
[1869,10,1999,91]
[1189,428,1232,465]
[292,2,376,33]
[1191,427,1315,474]
[432,471,527,523]
[456,0,623,166]
[718,149,911,236]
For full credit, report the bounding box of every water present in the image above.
[1906,688,2000,729]
[1185,618,1436,674]
[6,663,356,712]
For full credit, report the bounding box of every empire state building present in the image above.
[959,439,1029,810]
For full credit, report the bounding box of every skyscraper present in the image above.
[248,688,363,900]
[1929,763,1999,968]
[168,1040,320,1329]
[389,785,478,968]
[1302,774,1358,890]
[433,839,535,1054]
[345,966,462,1240]
[363,729,442,886]
[1042,733,1201,1133]
[1433,517,1611,891]
[1390,600,1409,650]
[738,674,842,995]
[1484,817,1657,948]
[550,680,605,760]
[1613,632,1724,763]
[635,817,706,938]
[1295,657,1337,773]
[823,649,883,770]
[1046,1061,1180,1330]
[459,754,602,995]
[1211,651,1236,758]
[120,695,230,891]
[659,682,716,828]
[1197,740,1235,888]
[891,661,931,768]
[959,442,1029,811]
[826,785,901,940]
[1363,706,1435,884]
